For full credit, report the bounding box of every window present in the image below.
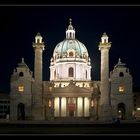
[70,32,71,38]
[119,85,124,93]
[19,72,24,77]
[54,70,56,80]
[91,100,94,107]
[69,67,74,77]
[119,72,124,77]
[137,108,140,111]
[18,86,24,92]
[49,86,52,92]
[86,70,87,79]
[37,39,40,43]
[48,100,52,107]
[69,52,73,57]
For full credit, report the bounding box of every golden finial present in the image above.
[118,58,121,63]
[22,57,24,63]
[103,32,107,37]
[69,18,72,25]
[37,32,41,36]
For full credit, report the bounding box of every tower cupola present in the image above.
[101,32,109,43]
[66,18,75,39]
[35,32,43,44]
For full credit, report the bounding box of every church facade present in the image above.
[10,19,133,121]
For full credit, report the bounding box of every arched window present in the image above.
[118,103,126,120]
[37,39,40,43]
[19,72,24,77]
[18,85,24,92]
[69,52,73,57]
[86,70,87,79]
[119,72,124,77]
[48,100,52,108]
[70,32,71,38]
[69,67,74,77]
[118,85,124,93]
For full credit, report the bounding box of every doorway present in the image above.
[118,103,125,120]
[68,103,75,117]
[17,103,25,120]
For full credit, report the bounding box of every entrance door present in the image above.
[118,103,125,120]
[17,103,25,120]
[68,103,75,117]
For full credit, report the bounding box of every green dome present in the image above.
[53,39,89,58]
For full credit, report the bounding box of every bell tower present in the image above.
[32,32,45,120]
[32,32,45,83]
[98,32,112,121]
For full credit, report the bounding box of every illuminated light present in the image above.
[119,85,124,93]
[49,86,52,92]
[48,100,52,107]
[54,97,59,117]
[69,51,73,57]
[118,110,121,113]
[91,100,94,107]
[69,67,74,77]
[137,108,140,111]
[18,86,24,92]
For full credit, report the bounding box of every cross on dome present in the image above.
[69,18,72,25]
[118,58,121,64]
[22,57,25,63]
[103,32,107,37]
[68,18,74,30]
[66,18,75,39]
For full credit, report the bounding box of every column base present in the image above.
[46,108,54,120]
[32,104,45,120]
[99,104,112,122]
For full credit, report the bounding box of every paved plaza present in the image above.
[0,119,140,135]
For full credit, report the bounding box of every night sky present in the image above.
[0,5,140,93]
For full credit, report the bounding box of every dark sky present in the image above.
[0,5,140,93]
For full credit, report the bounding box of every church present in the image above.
[10,19,133,122]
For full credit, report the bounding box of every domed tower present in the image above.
[50,19,91,81]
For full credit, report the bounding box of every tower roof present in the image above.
[18,57,29,68]
[102,32,108,37]
[114,58,125,68]
[36,32,41,37]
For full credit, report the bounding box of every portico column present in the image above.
[66,97,69,117]
[75,97,78,117]
[83,97,85,117]
[52,98,54,109]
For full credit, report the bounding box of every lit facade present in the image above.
[10,19,134,121]
[0,93,10,118]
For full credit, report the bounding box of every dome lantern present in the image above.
[66,18,75,39]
